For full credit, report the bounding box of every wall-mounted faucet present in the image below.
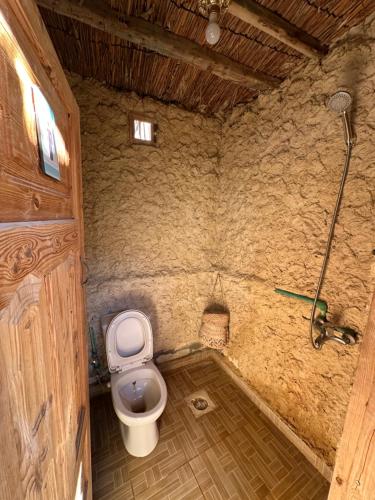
[312,316,357,349]
[275,288,358,349]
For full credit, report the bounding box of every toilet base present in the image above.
[120,420,159,457]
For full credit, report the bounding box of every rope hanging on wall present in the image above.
[199,273,229,350]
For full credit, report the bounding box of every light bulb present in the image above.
[205,11,221,45]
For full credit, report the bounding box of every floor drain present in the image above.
[186,390,216,417]
[191,397,208,411]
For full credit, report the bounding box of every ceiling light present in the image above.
[199,0,230,45]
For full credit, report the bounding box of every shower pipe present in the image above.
[309,91,355,349]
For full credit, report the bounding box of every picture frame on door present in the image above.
[32,85,60,180]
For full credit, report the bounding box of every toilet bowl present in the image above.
[103,310,167,457]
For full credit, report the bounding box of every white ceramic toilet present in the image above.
[103,310,167,457]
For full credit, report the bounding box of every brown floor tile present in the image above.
[90,360,329,500]
[190,439,254,499]
[165,369,196,403]
[128,426,187,496]
[172,397,231,460]
[94,481,134,500]
[136,463,203,500]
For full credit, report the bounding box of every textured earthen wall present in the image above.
[71,13,374,467]
[68,75,221,363]
[217,16,375,465]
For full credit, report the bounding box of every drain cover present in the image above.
[191,397,208,411]
[186,389,216,417]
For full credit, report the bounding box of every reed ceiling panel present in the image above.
[40,1,375,114]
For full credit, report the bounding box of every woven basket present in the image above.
[199,308,229,350]
[199,273,229,349]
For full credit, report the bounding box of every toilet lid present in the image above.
[106,310,153,373]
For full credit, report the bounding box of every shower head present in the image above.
[327,90,354,146]
[327,90,352,114]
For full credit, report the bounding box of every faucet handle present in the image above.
[313,317,357,348]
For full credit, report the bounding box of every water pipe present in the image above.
[89,326,101,372]
[274,288,328,317]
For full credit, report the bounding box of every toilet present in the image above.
[103,310,167,457]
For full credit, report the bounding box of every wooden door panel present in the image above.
[0,180,72,223]
[0,5,73,222]
[0,1,91,498]
[0,222,79,309]
[0,275,48,498]
[0,254,86,499]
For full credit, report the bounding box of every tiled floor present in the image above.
[90,359,330,499]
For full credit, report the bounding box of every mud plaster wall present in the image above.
[217,16,375,466]
[70,13,374,468]
[68,74,221,364]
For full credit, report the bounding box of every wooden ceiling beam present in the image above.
[228,0,327,60]
[37,0,280,91]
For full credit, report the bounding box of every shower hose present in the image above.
[309,141,353,349]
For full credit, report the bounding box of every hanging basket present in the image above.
[199,274,229,350]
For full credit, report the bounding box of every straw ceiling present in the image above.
[39,1,375,114]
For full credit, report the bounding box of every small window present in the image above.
[130,115,157,145]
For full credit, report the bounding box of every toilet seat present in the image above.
[106,310,153,373]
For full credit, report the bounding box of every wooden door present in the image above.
[0,1,91,498]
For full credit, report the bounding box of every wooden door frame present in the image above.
[328,290,375,499]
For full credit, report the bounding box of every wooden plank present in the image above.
[328,292,375,499]
[0,177,72,222]
[12,0,78,114]
[66,68,93,498]
[0,256,86,499]
[0,4,74,221]
[229,0,327,60]
[0,222,79,310]
[36,0,280,90]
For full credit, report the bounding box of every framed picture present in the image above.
[32,85,60,180]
